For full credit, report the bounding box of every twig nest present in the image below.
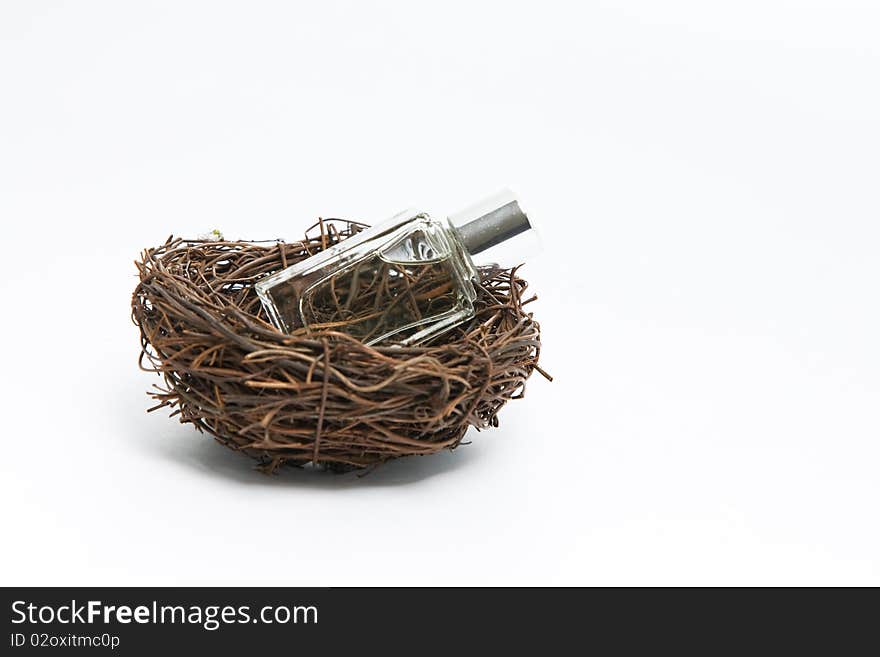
[132,221,546,472]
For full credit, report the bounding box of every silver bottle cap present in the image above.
[448,189,539,267]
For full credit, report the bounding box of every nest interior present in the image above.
[132,220,547,472]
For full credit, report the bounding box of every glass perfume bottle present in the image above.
[256,190,537,346]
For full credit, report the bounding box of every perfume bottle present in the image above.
[256,190,537,346]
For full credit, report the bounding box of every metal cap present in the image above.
[448,189,539,267]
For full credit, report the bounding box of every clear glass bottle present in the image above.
[256,190,537,346]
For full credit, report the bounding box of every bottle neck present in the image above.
[447,189,539,267]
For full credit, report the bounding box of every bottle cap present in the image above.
[448,189,540,267]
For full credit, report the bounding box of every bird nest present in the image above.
[131,220,548,472]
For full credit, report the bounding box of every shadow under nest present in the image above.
[132,220,548,473]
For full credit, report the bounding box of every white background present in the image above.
[1,1,878,586]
